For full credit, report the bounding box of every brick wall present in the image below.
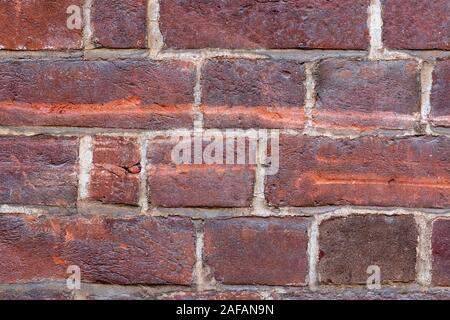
[0,0,449,300]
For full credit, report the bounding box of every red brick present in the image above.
[148,136,255,208]
[318,215,418,285]
[92,0,147,48]
[204,218,309,285]
[382,0,450,50]
[431,59,450,128]
[314,59,421,131]
[160,0,369,49]
[0,215,195,285]
[0,135,78,207]
[0,0,83,50]
[266,135,450,208]
[432,219,450,286]
[202,59,306,129]
[0,60,195,130]
[89,136,141,205]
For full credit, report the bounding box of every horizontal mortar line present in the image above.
[0,126,446,139]
[1,204,449,217]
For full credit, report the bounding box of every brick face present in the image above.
[204,218,309,285]
[89,136,141,205]
[318,215,418,285]
[432,219,450,286]
[0,60,195,130]
[266,135,450,208]
[431,59,450,127]
[0,136,78,207]
[147,136,255,207]
[382,0,450,50]
[314,59,421,131]
[0,215,195,285]
[160,0,370,49]
[92,0,147,48]
[202,59,306,129]
[0,0,83,50]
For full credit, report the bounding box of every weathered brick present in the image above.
[382,0,450,50]
[431,59,450,128]
[0,60,195,129]
[92,0,147,48]
[0,0,83,50]
[432,219,450,286]
[204,218,309,285]
[266,135,450,208]
[0,215,195,285]
[0,135,78,207]
[160,291,266,300]
[202,59,306,129]
[148,136,255,207]
[314,59,421,131]
[318,215,418,285]
[89,136,141,205]
[160,0,370,49]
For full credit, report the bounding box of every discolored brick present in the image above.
[202,59,306,129]
[147,136,256,208]
[0,215,195,285]
[0,0,83,50]
[89,136,141,205]
[0,60,195,130]
[432,219,450,286]
[0,135,78,207]
[430,59,450,128]
[382,0,450,50]
[160,0,370,50]
[314,59,421,131]
[204,218,309,285]
[92,0,147,48]
[318,215,418,285]
[266,135,450,208]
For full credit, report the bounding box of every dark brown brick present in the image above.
[160,291,266,300]
[204,218,309,285]
[382,0,450,50]
[314,59,421,131]
[0,215,195,285]
[266,135,450,208]
[92,0,147,48]
[318,215,418,285]
[432,219,450,286]
[202,59,306,129]
[160,0,370,49]
[148,136,255,207]
[0,135,78,207]
[0,0,83,50]
[431,59,450,128]
[89,136,141,205]
[0,60,195,129]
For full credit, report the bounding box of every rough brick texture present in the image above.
[0,0,83,50]
[318,215,418,285]
[204,218,309,285]
[92,0,147,48]
[89,136,141,205]
[0,0,449,301]
[202,59,306,129]
[431,59,450,127]
[0,60,195,129]
[314,59,421,131]
[148,136,255,207]
[160,0,370,49]
[266,135,450,208]
[0,215,195,285]
[382,0,450,50]
[0,136,78,207]
[432,219,450,286]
